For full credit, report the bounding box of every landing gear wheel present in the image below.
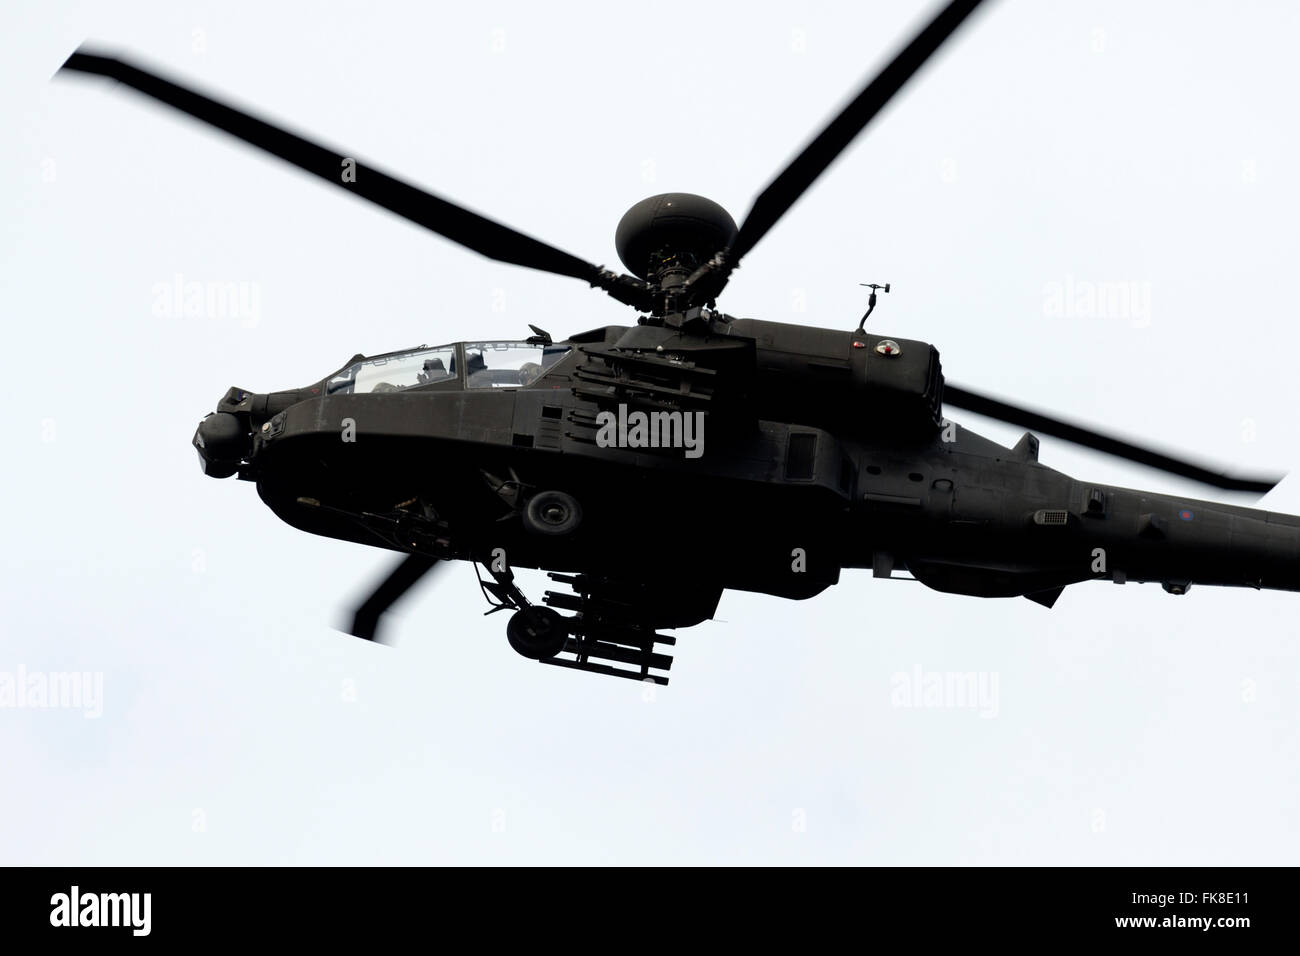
[523,490,583,536]
[506,606,569,660]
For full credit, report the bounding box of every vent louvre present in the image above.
[1033,509,1069,526]
[786,433,817,480]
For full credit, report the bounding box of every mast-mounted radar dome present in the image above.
[614,193,738,282]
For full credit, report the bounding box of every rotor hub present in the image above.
[614,193,738,285]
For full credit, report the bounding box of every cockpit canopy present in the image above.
[326,340,570,395]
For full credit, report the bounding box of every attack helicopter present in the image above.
[60,0,1294,685]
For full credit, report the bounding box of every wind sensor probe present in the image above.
[855,282,891,333]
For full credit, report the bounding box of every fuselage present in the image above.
[194,316,1300,621]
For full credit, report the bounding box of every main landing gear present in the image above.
[476,484,585,661]
[478,560,675,685]
[479,555,572,661]
[505,606,568,659]
[474,482,670,683]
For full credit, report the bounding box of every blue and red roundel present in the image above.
[1178,508,1194,521]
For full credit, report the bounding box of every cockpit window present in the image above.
[463,342,570,388]
[326,345,456,395]
[325,341,570,395]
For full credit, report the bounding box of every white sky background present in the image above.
[2,0,1298,864]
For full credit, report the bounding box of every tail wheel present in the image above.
[522,490,582,536]
[506,606,569,660]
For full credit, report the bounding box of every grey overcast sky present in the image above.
[3,0,1298,864]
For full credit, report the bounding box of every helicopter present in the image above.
[59,0,1296,686]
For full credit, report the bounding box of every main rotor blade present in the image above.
[58,48,602,283]
[349,554,442,642]
[942,382,1283,494]
[731,0,986,265]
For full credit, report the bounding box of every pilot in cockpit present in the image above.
[417,357,447,385]
[465,350,488,385]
